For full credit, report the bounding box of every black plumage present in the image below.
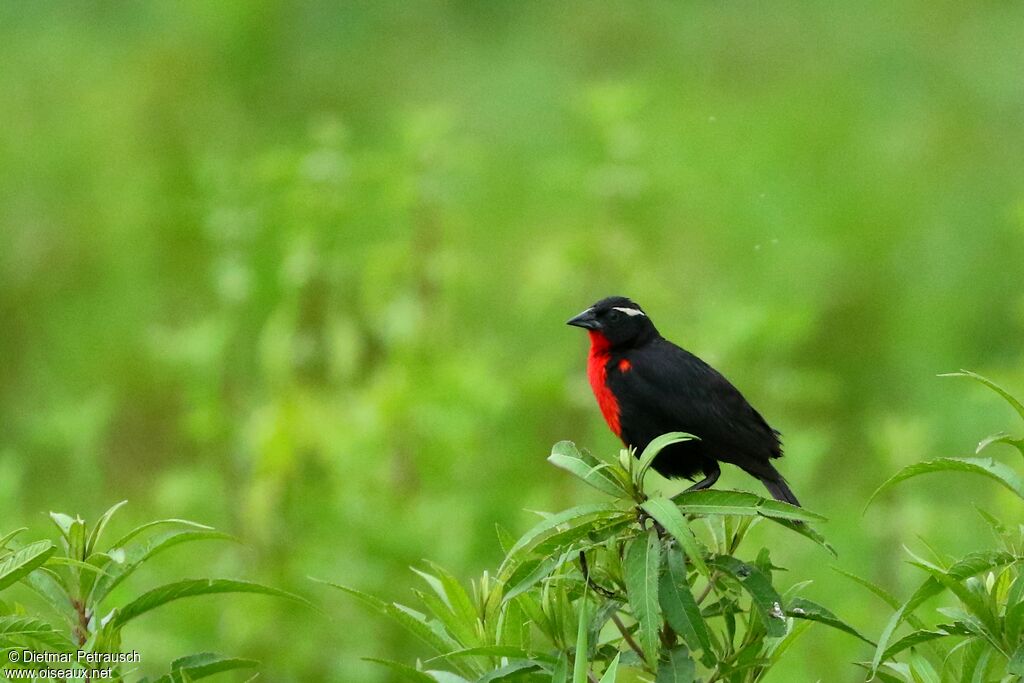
[567,295,800,506]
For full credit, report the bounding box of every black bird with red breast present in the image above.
[567,296,800,506]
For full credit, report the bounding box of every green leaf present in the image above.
[655,646,695,683]
[659,547,713,665]
[708,555,787,638]
[672,489,826,523]
[477,660,545,682]
[853,662,910,683]
[1008,642,1024,674]
[596,652,620,683]
[413,588,479,649]
[495,525,516,556]
[320,580,469,674]
[764,518,836,557]
[974,506,1008,544]
[422,562,479,632]
[48,512,75,539]
[975,432,1024,458]
[108,518,214,551]
[959,639,993,683]
[549,441,627,497]
[0,541,56,592]
[940,370,1024,424]
[529,515,633,565]
[362,658,435,683]
[548,583,576,652]
[500,503,622,574]
[552,652,569,683]
[513,593,550,643]
[61,515,87,561]
[786,597,874,645]
[91,530,235,604]
[832,567,901,610]
[870,551,1015,675]
[880,629,957,661]
[623,527,662,667]
[907,564,999,637]
[1008,570,1024,605]
[45,555,114,576]
[86,500,127,556]
[20,568,74,622]
[110,578,310,629]
[424,672,472,683]
[871,584,946,675]
[497,597,528,649]
[945,550,1016,579]
[868,456,1024,505]
[503,556,559,604]
[944,610,997,648]
[572,594,589,683]
[636,433,695,491]
[151,652,259,683]
[641,497,708,576]
[907,648,940,683]
[0,529,27,551]
[0,616,74,651]
[765,617,813,669]
[428,646,555,664]
[586,600,620,654]
[1005,600,1024,645]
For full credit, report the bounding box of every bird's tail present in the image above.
[761,476,801,507]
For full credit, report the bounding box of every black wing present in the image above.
[610,339,782,467]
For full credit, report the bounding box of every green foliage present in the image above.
[336,373,1024,681]
[2,3,1024,679]
[139,653,260,683]
[0,502,304,681]
[332,437,866,682]
[865,373,1024,681]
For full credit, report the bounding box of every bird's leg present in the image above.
[684,461,721,492]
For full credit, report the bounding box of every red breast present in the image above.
[586,331,622,438]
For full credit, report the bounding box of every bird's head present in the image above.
[567,296,659,349]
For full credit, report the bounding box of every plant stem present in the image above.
[72,599,92,682]
[611,612,646,663]
[696,571,720,605]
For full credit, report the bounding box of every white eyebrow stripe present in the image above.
[613,307,645,317]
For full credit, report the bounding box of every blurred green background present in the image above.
[2,1,1024,680]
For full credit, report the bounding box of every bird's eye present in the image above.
[607,309,622,322]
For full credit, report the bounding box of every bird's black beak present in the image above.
[566,308,601,330]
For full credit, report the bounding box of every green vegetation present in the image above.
[334,435,863,682]
[341,373,1024,682]
[861,373,1024,682]
[2,373,1023,680]
[0,504,307,680]
[1,2,1023,680]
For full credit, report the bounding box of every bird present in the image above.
[567,295,800,506]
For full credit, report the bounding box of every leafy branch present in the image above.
[0,502,307,682]
[330,434,862,682]
[860,371,1024,682]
